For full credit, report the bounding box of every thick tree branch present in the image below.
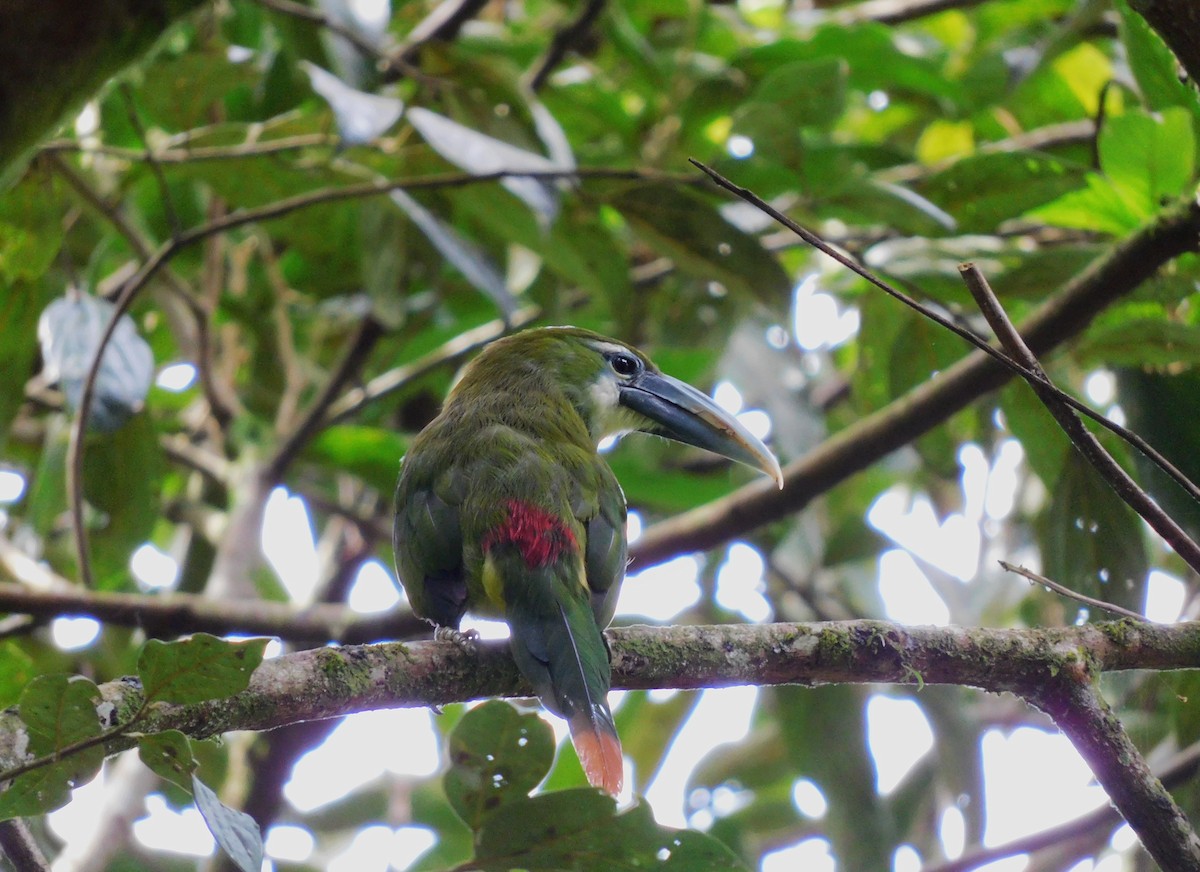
[1,621,1197,764]
[632,191,1200,567]
[1030,672,1200,870]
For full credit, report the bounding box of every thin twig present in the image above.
[120,83,181,237]
[0,534,424,643]
[962,263,1200,574]
[324,306,542,423]
[253,0,388,62]
[384,0,491,76]
[999,560,1146,622]
[528,0,607,92]
[266,315,387,483]
[40,134,337,163]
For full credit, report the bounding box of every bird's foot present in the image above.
[434,625,480,652]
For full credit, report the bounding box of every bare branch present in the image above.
[0,535,424,644]
[1000,560,1146,623]
[528,0,606,92]
[1031,669,1200,870]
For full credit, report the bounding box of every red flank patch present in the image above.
[483,500,579,568]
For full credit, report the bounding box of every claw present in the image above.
[434,625,480,652]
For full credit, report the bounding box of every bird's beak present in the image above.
[619,372,784,488]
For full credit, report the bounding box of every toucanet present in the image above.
[393,326,782,794]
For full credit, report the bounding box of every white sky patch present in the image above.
[47,763,109,846]
[727,134,754,158]
[155,363,197,392]
[52,617,100,650]
[460,616,511,640]
[1084,370,1116,406]
[645,686,758,827]
[348,559,402,613]
[791,778,827,819]
[868,488,980,582]
[981,727,1107,846]
[761,837,836,872]
[131,542,179,590]
[868,90,890,110]
[867,695,934,795]
[1145,570,1186,623]
[712,381,773,443]
[985,440,1024,521]
[713,380,744,415]
[262,487,320,605]
[285,708,439,812]
[0,469,26,503]
[877,550,950,626]
[392,826,438,870]
[616,555,701,621]
[893,844,922,872]
[330,824,393,872]
[133,794,215,857]
[627,510,643,543]
[716,542,771,622]
[792,274,860,351]
[940,805,966,859]
[265,824,315,863]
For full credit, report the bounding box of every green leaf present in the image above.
[743,57,847,131]
[1037,450,1148,613]
[82,411,165,590]
[1076,316,1200,367]
[444,700,555,831]
[1100,108,1195,211]
[475,792,748,871]
[137,634,268,705]
[1115,1,1200,116]
[138,730,198,793]
[1032,108,1196,234]
[305,424,407,493]
[0,751,104,820]
[18,674,104,751]
[918,152,1086,232]
[0,674,107,820]
[607,184,790,306]
[192,774,264,872]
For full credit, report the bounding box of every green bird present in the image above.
[393,326,782,795]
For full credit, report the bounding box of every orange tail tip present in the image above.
[570,719,624,796]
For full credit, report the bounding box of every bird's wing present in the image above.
[581,463,627,629]
[393,454,468,630]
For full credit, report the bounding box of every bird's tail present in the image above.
[504,567,624,795]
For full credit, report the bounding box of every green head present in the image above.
[454,326,783,487]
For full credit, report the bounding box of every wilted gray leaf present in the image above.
[406,106,564,224]
[193,775,264,872]
[302,61,404,144]
[37,291,154,432]
[390,190,518,318]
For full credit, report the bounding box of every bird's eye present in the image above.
[609,353,640,377]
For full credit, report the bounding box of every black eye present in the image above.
[610,353,640,377]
